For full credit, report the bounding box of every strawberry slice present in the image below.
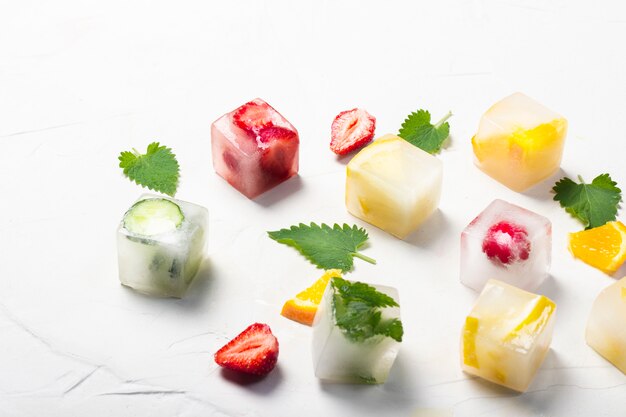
[232,99,280,133]
[258,126,299,179]
[214,323,279,376]
[222,149,240,172]
[482,221,531,266]
[330,108,376,155]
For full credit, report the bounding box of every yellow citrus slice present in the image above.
[503,296,555,344]
[462,316,479,368]
[569,221,626,274]
[281,269,342,326]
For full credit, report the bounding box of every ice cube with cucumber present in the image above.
[117,194,208,298]
[311,277,403,384]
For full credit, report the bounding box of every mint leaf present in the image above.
[331,277,403,343]
[119,142,180,197]
[398,109,452,154]
[553,174,621,229]
[267,223,376,271]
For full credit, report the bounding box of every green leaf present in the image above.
[553,173,622,229]
[118,142,180,197]
[267,223,376,271]
[398,109,452,154]
[330,278,403,343]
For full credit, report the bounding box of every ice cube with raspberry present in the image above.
[211,98,299,199]
[460,199,551,292]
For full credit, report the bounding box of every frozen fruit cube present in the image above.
[472,93,567,192]
[345,134,443,239]
[312,277,403,384]
[586,276,626,374]
[117,194,207,298]
[461,199,551,292]
[461,279,556,392]
[211,98,299,199]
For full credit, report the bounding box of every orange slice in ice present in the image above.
[569,221,626,274]
[281,269,341,326]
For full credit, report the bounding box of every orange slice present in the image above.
[281,269,342,326]
[569,221,626,274]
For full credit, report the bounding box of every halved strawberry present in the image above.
[259,126,299,179]
[330,108,376,155]
[232,99,280,133]
[222,149,240,172]
[482,221,531,266]
[214,323,279,376]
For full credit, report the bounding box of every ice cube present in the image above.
[461,199,551,292]
[461,279,556,392]
[211,98,299,199]
[586,276,626,374]
[472,93,567,192]
[117,194,208,298]
[312,278,402,384]
[345,134,443,239]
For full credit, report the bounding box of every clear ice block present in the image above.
[345,134,443,239]
[461,279,556,392]
[586,276,626,374]
[117,194,208,298]
[472,92,567,192]
[312,278,402,384]
[211,98,299,199]
[460,199,551,292]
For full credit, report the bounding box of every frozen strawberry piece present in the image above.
[482,221,531,265]
[330,108,376,155]
[211,98,299,198]
[214,323,279,376]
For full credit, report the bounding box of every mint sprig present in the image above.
[553,174,621,229]
[398,109,452,154]
[331,277,403,343]
[119,142,180,197]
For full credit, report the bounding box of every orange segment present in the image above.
[281,269,342,326]
[569,221,626,274]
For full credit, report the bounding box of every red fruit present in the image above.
[214,323,279,376]
[232,100,280,133]
[482,221,531,265]
[330,108,376,155]
[222,149,239,172]
[258,126,298,178]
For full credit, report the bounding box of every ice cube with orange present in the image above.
[461,279,556,392]
[472,93,567,192]
[569,221,626,275]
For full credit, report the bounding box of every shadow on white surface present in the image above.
[254,175,305,208]
[521,167,569,201]
[218,365,283,393]
[403,210,452,248]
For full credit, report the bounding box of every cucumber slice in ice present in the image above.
[123,198,184,236]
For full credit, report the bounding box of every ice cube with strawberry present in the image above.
[460,199,551,292]
[211,98,299,199]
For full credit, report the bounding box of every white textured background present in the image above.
[1,1,625,416]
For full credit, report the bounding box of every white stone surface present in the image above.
[1,1,625,416]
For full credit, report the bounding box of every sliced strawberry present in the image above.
[330,108,376,155]
[482,221,531,266]
[258,126,298,179]
[232,99,279,133]
[214,323,279,376]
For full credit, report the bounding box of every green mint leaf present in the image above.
[267,223,376,271]
[552,174,622,229]
[118,142,180,197]
[331,278,403,343]
[398,109,452,154]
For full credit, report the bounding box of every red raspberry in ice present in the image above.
[482,221,531,265]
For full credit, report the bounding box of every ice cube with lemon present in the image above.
[472,93,567,192]
[117,194,208,298]
[586,276,626,374]
[461,279,556,392]
[345,134,443,239]
[312,277,403,384]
